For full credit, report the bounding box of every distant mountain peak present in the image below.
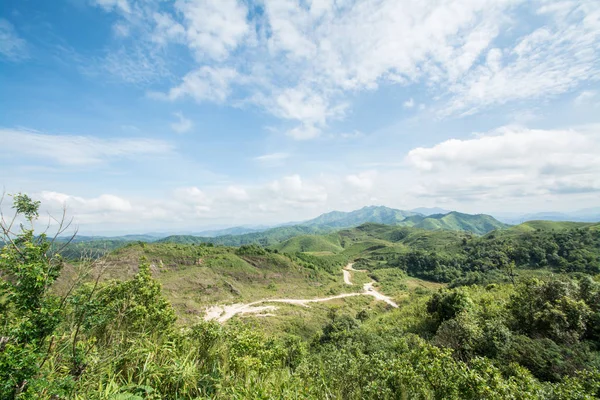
[300,206,419,229]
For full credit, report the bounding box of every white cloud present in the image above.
[40,191,133,213]
[171,112,193,133]
[286,124,320,140]
[263,0,318,59]
[405,125,600,200]
[403,98,415,108]
[346,171,377,191]
[112,22,131,37]
[225,186,249,201]
[175,0,250,61]
[173,186,211,205]
[338,131,364,139]
[0,19,28,62]
[91,0,131,14]
[574,90,598,106]
[254,152,290,162]
[94,46,170,84]
[267,174,328,207]
[152,66,238,103]
[250,85,347,140]
[273,87,334,125]
[151,12,185,45]
[21,121,600,231]
[0,128,174,165]
[85,0,600,139]
[172,186,212,215]
[146,0,523,135]
[441,2,600,116]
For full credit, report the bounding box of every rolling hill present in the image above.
[158,209,506,247]
[157,225,334,246]
[493,220,600,236]
[273,234,343,253]
[52,207,510,258]
[409,211,509,235]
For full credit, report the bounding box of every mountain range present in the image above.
[156,206,508,247]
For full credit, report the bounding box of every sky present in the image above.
[1,0,600,234]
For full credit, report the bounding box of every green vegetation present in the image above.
[158,224,334,247]
[300,205,419,227]
[272,233,343,253]
[51,207,509,259]
[2,195,599,398]
[337,222,600,286]
[409,211,509,235]
[158,208,507,247]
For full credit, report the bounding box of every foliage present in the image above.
[508,278,593,344]
[1,195,600,399]
[71,258,176,344]
[427,288,474,326]
[0,195,65,398]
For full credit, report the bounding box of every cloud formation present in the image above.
[23,123,600,232]
[254,152,290,163]
[0,19,28,61]
[0,128,174,165]
[406,125,600,201]
[90,0,600,139]
[171,112,193,133]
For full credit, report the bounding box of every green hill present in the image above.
[52,208,509,258]
[410,212,508,235]
[59,242,349,322]
[273,234,343,253]
[157,209,507,249]
[158,225,333,247]
[500,220,597,234]
[7,195,600,400]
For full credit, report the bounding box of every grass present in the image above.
[412,212,509,235]
[58,242,370,324]
[273,234,343,253]
[235,294,392,338]
[499,220,598,235]
[60,218,594,332]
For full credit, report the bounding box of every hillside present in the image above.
[158,225,333,246]
[157,208,507,248]
[499,220,598,234]
[270,221,599,284]
[273,234,343,254]
[60,242,351,323]
[6,196,600,400]
[410,211,509,234]
[49,207,510,259]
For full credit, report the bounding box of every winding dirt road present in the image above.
[204,262,398,323]
[343,262,367,285]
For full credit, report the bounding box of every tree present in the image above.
[508,278,591,344]
[427,288,474,328]
[0,193,68,398]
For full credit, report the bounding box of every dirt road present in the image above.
[343,262,367,285]
[204,262,398,322]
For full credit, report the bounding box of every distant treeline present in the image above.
[366,227,600,285]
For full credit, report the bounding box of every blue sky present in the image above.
[1,0,600,234]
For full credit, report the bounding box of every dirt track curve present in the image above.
[204,262,398,323]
